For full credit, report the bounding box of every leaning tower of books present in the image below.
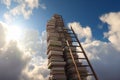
[47,14,67,80]
[46,14,95,80]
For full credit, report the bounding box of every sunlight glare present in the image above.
[6,25,23,42]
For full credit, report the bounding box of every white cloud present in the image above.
[21,59,49,80]
[40,4,47,9]
[1,0,46,23]
[100,12,120,51]
[83,40,120,80]
[68,22,92,43]
[1,0,11,9]
[0,22,7,48]
[19,29,48,80]
[0,41,30,80]
[0,22,30,80]
[68,21,120,80]
[3,12,14,23]
[0,21,48,80]
[25,0,39,9]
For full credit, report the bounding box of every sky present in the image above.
[0,0,120,80]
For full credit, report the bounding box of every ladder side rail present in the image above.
[71,27,99,80]
[66,40,81,80]
[62,27,81,80]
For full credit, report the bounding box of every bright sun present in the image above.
[6,25,22,42]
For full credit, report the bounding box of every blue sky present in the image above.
[0,0,120,80]
[1,0,120,40]
[22,0,120,40]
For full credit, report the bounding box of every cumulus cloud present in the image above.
[0,21,48,80]
[21,29,47,58]
[40,4,47,10]
[19,29,48,80]
[0,40,30,80]
[100,12,120,51]
[1,0,11,9]
[0,22,30,80]
[68,21,120,80]
[68,22,92,43]
[1,0,46,23]
[0,22,7,48]
[0,22,29,80]
[83,40,120,80]
[25,0,39,9]
[21,59,49,80]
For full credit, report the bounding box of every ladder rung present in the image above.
[66,36,76,38]
[65,50,83,53]
[81,73,93,76]
[70,36,76,38]
[57,31,65,33]
[75,51,83,53]
[67,40,77,42]
[71,45,80,47]
[66,50,83,53]
[71,37,77,39]
[77,58,86,59]
[66,35,75,37]
[72,41,78,42]
[67,32,74,34]
[88,73,94,76]
[79,65,89,67]
[63,28,71,31]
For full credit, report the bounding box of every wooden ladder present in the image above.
[63,27,99,80]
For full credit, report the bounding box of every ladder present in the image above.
[63,27,99,80]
